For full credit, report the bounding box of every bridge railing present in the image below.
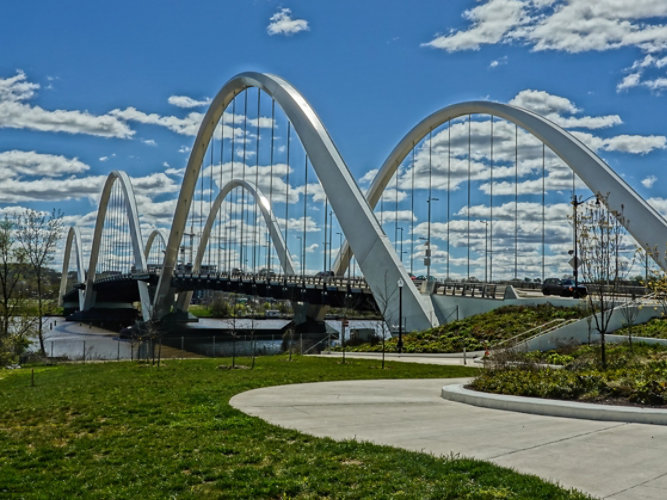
[172,271,372,290]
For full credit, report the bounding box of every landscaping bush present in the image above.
[472,344,667,406]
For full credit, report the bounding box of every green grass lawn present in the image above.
[0,356,590,499]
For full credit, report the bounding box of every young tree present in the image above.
[0,217,32,364]
[577,195,629,369]
[17,209,63,356]
[372,270,399,369]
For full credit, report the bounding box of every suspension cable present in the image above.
[467,115,471,280]
[254,88,261,273]
[303,155,308,277]
[284,121,291,274]
[268,98,275,271]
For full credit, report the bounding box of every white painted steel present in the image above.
[153,72,437,331]
[58,226,86,310]
[175,179,295,311]
[334,101,667,275]
[144,228,169,261]
[81,171,152,320]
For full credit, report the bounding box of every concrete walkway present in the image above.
[314,351,482,365]
[231,378,667,499]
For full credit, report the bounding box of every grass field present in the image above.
[0,356,590,498]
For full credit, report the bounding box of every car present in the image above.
[541,278,587,298]
[257,268,276,279]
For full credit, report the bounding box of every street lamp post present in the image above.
[397,278,404,354]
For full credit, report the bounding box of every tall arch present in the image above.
[153,72,437,331]
[175,178,296,311]
[82,170,152,320]
[334,101,667,275]
[58,226,86,310]
[144,228,169,262]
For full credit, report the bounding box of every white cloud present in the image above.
[617,72,642,91]
[601,134,666,154]
[267,8,310,36]
[489,56,508,68]
[110,107,203,136]
[510,89,579,115]
[0,150,90,178]
[168,95,211,108]
[422,0,525,52]
[423,1,667,91]
[142,139,157,146]
[642,175,658,188]
[0,71,134,138]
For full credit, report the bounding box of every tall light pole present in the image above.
[397,278,404,354]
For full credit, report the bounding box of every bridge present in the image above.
[59,72,667,332]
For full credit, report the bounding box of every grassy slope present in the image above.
[0,357,589,499]
[346,304,586,353]
[616,316,667,339]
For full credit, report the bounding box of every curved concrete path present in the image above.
[231,378,667,499]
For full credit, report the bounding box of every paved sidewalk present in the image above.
[313,351,482,365]
[231,378,667,499]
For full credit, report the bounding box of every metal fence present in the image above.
[39,334,289,362]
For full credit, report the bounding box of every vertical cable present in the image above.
[230,96,236,270]
[240,90,248,270]
[394,167,399,251]
[489,116,494,282]
[303,155,308,277]
[328,208,333,272]
[467,115,471,280]
[208,130,214,268]
[515,123,518,280]
[268,99,275,271]
[254,88,261,273]
[447,121,451,279]
[218,104,224,272]
[284,121,291,273]
[542,143,546,281]
[410,142,415,275]
[428,129,433,279]
[323,197,328,271]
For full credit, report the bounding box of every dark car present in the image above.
[541,278,587,298]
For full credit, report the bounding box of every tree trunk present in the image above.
[37,274,45,356]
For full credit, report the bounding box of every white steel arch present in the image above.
[82,170,152,320]
[153,72,437,331]
[175,178,296,311]
[58,226,86,310]
[144,228,169,262]
[334,101,667,275]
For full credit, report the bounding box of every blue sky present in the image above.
[1,1,666,279]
